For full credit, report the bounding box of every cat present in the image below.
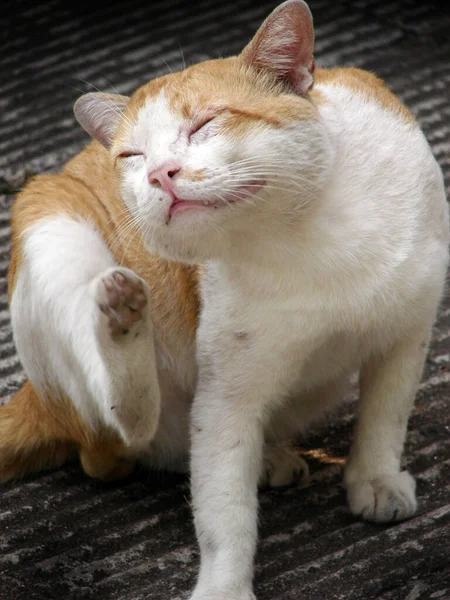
[1,0,448,598]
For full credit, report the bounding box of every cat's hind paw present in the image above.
[88,266,160,448]
[260,444,309,489]
[346,471,417,523]
[92,266,148,337]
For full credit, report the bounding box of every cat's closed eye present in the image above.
[189,117,216,143]
[116,151,145,170]
[117,151,144,159]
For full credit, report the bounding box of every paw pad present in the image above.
[95,268,148,337]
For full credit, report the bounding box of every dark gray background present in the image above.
[0,1,449,599]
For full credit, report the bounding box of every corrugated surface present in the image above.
[0,0,449,599]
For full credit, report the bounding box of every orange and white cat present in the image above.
[2,1,448,599]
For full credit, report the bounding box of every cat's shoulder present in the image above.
[63,140,113,182]
[11,141,118,233]
[312,66,416,126]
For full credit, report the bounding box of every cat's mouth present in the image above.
[167,179,265,222]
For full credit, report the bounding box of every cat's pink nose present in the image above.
[148,163,181,193]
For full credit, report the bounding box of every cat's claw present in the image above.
[94,267,148,337]
[260,444,309,489]
[346,471,417,523]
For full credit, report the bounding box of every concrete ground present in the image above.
[0,0,449,599]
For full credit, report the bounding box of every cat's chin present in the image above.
[146,239,220,265]
[144,219,231,264]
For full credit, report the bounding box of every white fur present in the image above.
[116,78,448,600]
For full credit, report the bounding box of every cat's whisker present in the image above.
[224,154,328,169]
[65,83,93,97]
[203,153,328,170]
[99,96,134,130]
[178,42,187,70]
[205,162,327,179]
[106,219,139,251]
[102,77,127,97]
[134,212,153,257]
[158,55,174,74]
[107,211,147,256]
[208,165,325,188]
[72,77,104,94]
[226,165,324,181]
[230,159,327,171]
[210,188,268,208]
[105,216,133,249]
[211,176,317,197]
[117,213,150,262]
[232,172,323,192]
[108,224,137,257]
[105,206,136,231]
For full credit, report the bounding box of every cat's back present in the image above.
[314,67,431,174]
[314,67,415,125]
[313,66,448,243]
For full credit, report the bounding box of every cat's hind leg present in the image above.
[259,444,309,489]
[0,380,75,481]
[260,377,350,490]
[8,214,160,477]
[87,263,159,444]
[344,327,432,522]
[0,379,135,482]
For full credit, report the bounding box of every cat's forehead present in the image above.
[115,57,318,148]
[129,58,265,120]
[128,57,316,125]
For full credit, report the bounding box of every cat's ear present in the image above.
[74,93,130,149]
[241,0,315,95]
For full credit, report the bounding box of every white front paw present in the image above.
[346,471,417,523]
[189,587,256,600]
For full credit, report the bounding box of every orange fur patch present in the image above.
[314,67,416,125]
[181,168,207,182]
[0,380,133,482]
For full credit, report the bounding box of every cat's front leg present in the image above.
[344,327,431,522]
[188,353,293,600]
[189,380,262,600]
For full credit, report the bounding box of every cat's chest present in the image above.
[202,266,340,335]
[199,282,361,391]
[201,271,345,354]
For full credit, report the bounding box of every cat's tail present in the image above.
[0,380,75,481]
[0,380,133,482]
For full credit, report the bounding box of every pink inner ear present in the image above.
[74,93,129,149]
[241,0,315,95]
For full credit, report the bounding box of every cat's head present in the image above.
[75,0,331,263]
